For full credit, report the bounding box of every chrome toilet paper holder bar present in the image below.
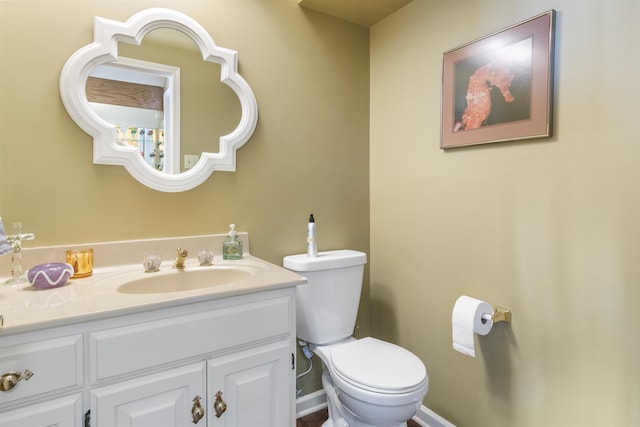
[481,307,511,324]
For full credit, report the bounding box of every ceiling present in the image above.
[298,0,414,27]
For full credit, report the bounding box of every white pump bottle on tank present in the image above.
[307,214,318,257]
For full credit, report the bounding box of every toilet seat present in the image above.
[312,336,429,423]
[329,337,427,394]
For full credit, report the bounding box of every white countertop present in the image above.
[0,234,306,335]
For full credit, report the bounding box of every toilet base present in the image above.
[322,417,407,427]
[323,404,408,427]
[321,367,411,427]
[322,421,407,427]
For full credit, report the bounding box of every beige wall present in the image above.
[4,0,638,424]
[0,0,369,393]
[371,1,639,426]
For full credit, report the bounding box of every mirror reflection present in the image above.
[86,28,242,174]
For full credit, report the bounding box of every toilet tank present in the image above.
[283,250,367,345]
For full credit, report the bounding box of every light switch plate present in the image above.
[184,154,199,169]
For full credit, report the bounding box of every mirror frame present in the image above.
[60,8,258,192]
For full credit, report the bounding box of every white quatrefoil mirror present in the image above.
[60,8,258,192]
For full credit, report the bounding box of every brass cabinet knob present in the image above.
[191,395,205,424]
[0,370,34,392]
[213,391,227,418]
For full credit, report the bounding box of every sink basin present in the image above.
[117,264,263,294]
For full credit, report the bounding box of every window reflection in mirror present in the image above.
[86,28,242,174]
[87,60,173,171]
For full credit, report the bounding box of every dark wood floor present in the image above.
[296,408,421,427]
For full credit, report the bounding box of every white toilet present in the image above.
[284,250,428,427]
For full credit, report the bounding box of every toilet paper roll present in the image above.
[452,296,493,357]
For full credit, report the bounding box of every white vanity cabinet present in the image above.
[206,340,292,426]
[0,334,84,427]
[91,362,207,426]
[0,394,84,427]
[0,287,297,427]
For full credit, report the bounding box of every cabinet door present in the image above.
[0,394,83,427]
[91,362,206,427]
[208,340,294,427]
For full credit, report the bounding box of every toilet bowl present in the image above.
[283,250,428,427]
[312,337,428,427]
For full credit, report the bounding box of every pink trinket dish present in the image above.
[27,263,74,290]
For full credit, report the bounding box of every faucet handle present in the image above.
[143,255,162,273]
[197,249,214,266]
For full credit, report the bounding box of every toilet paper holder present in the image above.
[481,307,511,324]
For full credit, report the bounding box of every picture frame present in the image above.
[441,10,555,149]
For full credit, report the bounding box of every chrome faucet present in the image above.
[173,248,189,269]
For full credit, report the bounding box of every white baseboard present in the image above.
[295,390,455,427]
[413,405,456,427]
[296,389,328,418]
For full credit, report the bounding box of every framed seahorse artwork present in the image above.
[441,10,555,148]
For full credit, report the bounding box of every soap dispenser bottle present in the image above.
[223,224,242,260]
[307,214,318,257]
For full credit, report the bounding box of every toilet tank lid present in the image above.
[283,250,367,272]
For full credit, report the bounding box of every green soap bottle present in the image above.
[223,224,242,260]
